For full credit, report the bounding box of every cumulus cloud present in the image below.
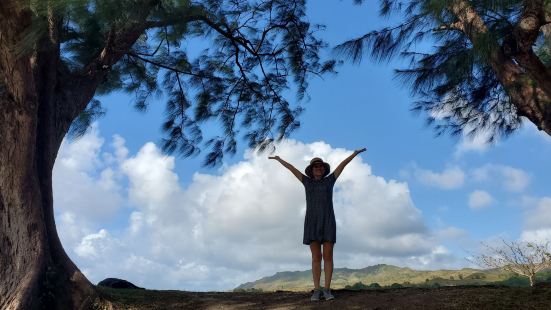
[54,131,456,291]
[468,190,494,210]
[471,164,530,192]
[523,198,551,231]
[519,197,551,245]
[500,167,531,192]
[520,229,551,244]
[410,166,465,190]
[53,126,125,249]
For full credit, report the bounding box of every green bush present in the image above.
[232,288,264,293]
[495,276,529,287]
[345,282,369,290]
[390,283,403,289]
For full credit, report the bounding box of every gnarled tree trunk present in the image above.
[0,0,154,306]
[0,97,96,309]
[0,2,99,308]
[529,273,536,287]
[0,107,97,309]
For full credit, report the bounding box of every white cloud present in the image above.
[515,195,540,209]
[454,131,493,156]
[471,164,530,192]
[53,126,125,250]
[412,166,465,190]
[520,229,551,244]
[75,229,113,258]
[523,197,551,231]
[54,132,456,291]
[121,142,181,211]
[520,197,551,245]
[522,120,551,144]
[500,166,530,192]
[468,190,494,210]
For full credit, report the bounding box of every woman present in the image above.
[269,147,366,301]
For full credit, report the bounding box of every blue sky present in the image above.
[53,1,551,291]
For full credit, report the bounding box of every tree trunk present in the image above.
[0,2,104,307]
[0,2,155,307]
[0,81,97,310]
[529,274,536,287]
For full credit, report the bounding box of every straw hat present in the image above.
[305,157,330,178]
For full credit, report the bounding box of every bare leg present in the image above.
[309,241,322,289]
[322,242,334,289]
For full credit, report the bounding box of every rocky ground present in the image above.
[97,284,551,309]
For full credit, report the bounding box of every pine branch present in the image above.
[48,0,329,166]
[143,5,207,30]
[66,0,160,121]
[436,22,464,32]
[127,52,212,79]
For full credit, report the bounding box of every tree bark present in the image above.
[0,1,164,307]
[0,97,97,309]
[0,4,98,309]
[451,0,551,136]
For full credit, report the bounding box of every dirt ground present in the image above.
[99,285,551,309]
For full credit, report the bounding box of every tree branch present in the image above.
[514,0,548,52]
[450,0,551,135]
[500,0,551,99]
[126,51,212,79]
[64,1,160,124]
[144,9,205,30]
[198,15,259,56]
[436,22,464,32]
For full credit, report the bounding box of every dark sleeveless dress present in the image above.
[301,173,337,245]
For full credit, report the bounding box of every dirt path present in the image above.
[100,285,551,309]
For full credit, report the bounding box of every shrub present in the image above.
[368,283,381,289]
[345,282,369,290]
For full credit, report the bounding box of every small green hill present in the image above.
[234,264,551,292]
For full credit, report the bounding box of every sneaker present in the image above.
[323,288,335,300]
[310,289,322,301]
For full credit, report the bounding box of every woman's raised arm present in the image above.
[269,156,304,182]
[333,148,366,179]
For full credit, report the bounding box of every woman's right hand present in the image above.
[268,156,281,160]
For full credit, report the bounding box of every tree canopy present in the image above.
[22,0,335,166]
[336,0,551,142]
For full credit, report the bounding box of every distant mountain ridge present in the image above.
[235,264,518,292]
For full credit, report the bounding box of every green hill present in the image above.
[234,264,545,292]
